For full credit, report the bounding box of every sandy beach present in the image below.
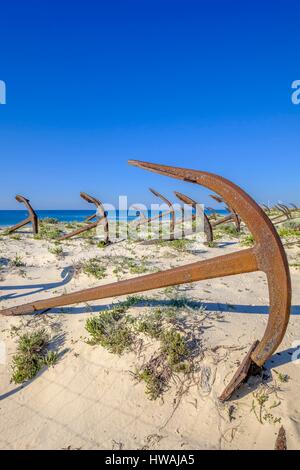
[0,220,299,450]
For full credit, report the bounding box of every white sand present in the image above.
[0,226,300,450]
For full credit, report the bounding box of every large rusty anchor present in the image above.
[135,187,175,241]
[0,161,291,401]
[58,192,109,243]
[5,195,38,235]
[174,191,213,244]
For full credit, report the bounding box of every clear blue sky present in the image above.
[0,0,299,209]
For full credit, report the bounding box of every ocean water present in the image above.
[0,209,228,227]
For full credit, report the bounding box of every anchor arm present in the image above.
[0,249,257,316]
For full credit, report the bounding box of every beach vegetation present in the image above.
[97,240,108,249]
[159,238,193,252]
[10,254,26,267]
[82,257,107,279]
[134,310,163,339]
[11,328,58,384]
[218,223,240,237]
[81,228,96,239]
[34,222,62,240]
[48,245,64,257]
[251,388,282,425]
[273,370,289,383]
[160,328,189,367]
[289,261,300,269]
[134,329,190,400]
[41,217,59,225]
[240,233,255,246]
[85,296,142,354]
[85,294,195,400]
[135,367,165,400]
[65,222,81,229]
[86,311,133,354]
[10,234,21,240]
[168,294,190,308]
[133,310,190,399]
[277,226,300,239]
[112,256,151,277]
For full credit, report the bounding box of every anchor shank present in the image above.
[136,208,173,226]
[7,217,31,233]
[211,214,235,227]
[1,249,257,316]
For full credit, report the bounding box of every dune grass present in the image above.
[11,328,58,384]
[82,257,107,279]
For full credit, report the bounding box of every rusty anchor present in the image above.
[0,161,291,402]
[209,194,241,232]
[270,204,299,226]
[5,195,38,235]
[274,204,293,222]
[58,192,109,243]
[130,205,147,224]
[275,426,287,451]
[135,187,175,241]
[261,204,271,214]
[174,191,213,244]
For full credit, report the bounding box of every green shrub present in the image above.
[136,369,163,400]
[48,245,64,257]
[34,223,62,240]
[10,254,26,267]
[277,226,300,238]
[240,234,255,247]
[85,296,142,354]
[86,311,132,354]
[159,238,193,252]
[160,329,189,366]
[82,257,107,279]
[11,329,58,384]
[219,224,239,237]
[10,234,21,240]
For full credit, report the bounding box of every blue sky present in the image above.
[0,0,299,209]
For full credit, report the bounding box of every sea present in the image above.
[0,209,228,227]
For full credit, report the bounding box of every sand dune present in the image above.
[0,224,300,450]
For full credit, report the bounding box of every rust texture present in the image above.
[174,191,213,244]
[274,426,287,450]
[0,161,291,401]
[6,195,38,235]
[219,341,260,402]
[58,192,109,243]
